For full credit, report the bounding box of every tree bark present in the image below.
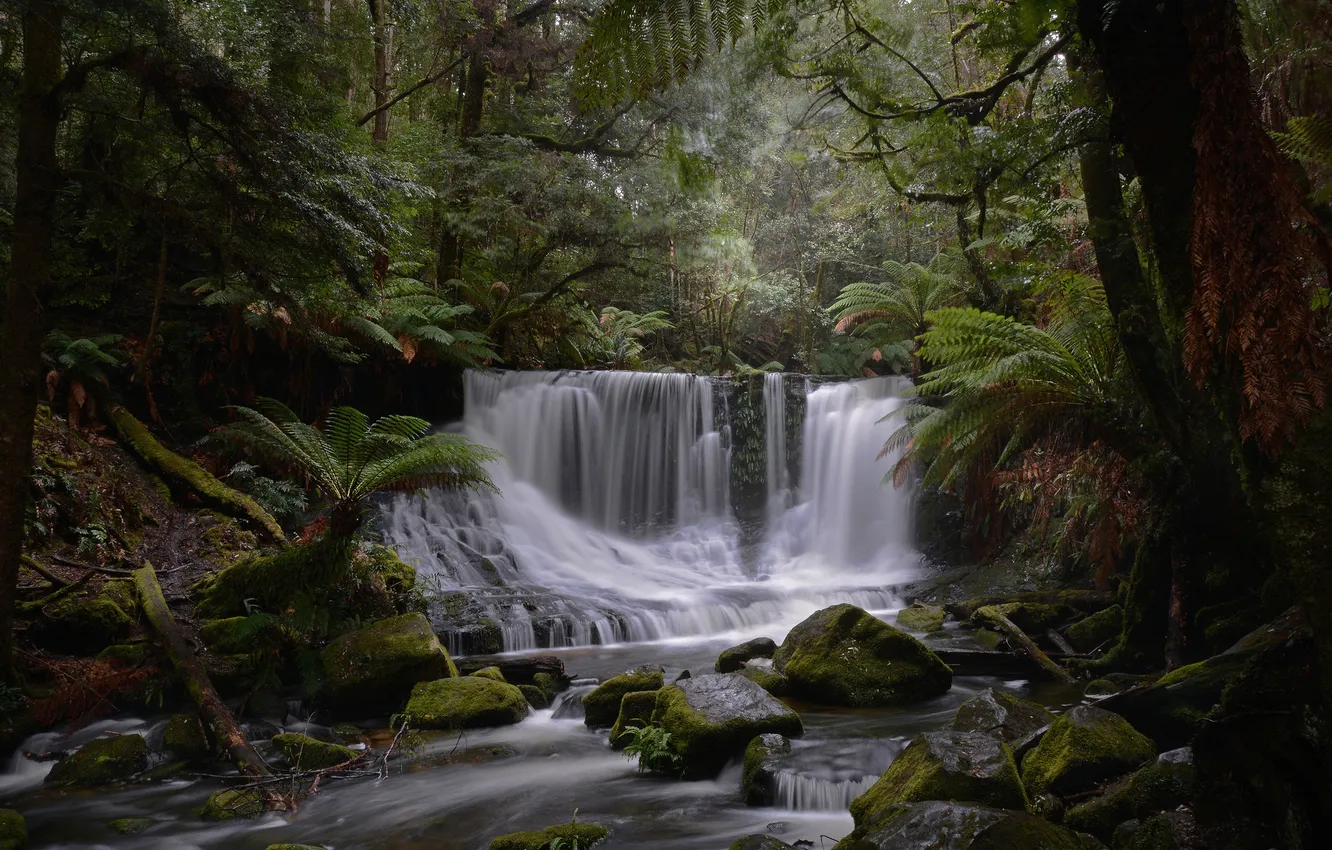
[974,605,1076,683]
[367,0,393,144]
[0,0,63,684]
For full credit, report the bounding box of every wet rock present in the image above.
[609,690,659,750]
[742,733,791,806]
[163,713,210,760]
[199,617,251,654]
[837,801,1098,850]
[980,602,1075,636]
[97,644,148,666]
[674,670,692,682]
[718,637,779,673]
[730,836,797,850]
[848,732,1027,838]
[1123,810,1200,850]
[518,684,549,710]
[738,660,789,697]
[1021,706,1155,797]
[531,671,562,700]
[45,734,148,787]
[108,818,154,834]
[1064,747,1194,841]
[655,673,803,779]
[403,676,529,729]
[272,733,359,770]
[1084,680,1121,699]
[472,666,507,683]
[949,688,1054,752]
[245,690,289,722]
[319,613,458,716]
[28,584,135,655]
[200,788,265,820]
[582,667,664,728]
[1065,606,1123,653]
[773,604,952,707]
[896,605,945,633]
[487,822,609,849]
[0,809,25,850]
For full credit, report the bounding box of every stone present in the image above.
[472,666,507,683]
[717,637,779,673]
[950,688,1054,752]
[654,673,803,779]
[97,644,148,666]
[1084,679,1121,699]
[487,822,609,849]
[582,667,664,728]
[28,587,134,655]
[163,713,210,760]
[45,734,148,786]
[773,604,952,707]
[1124,810,1200,850]
[608,690,659,750]
[403,676,529,729]
[984,602,1075,636]
[896,604,946,633]
[835,801,1096,850]
[319,613,458,715]
[737,660,789,696]
[108,818,154,834]
[1064,747,1194,840]
[742,733,791,806]
[272,733,359,770]
[0,809,25,850]
[518,684,549,709]
[730,837,797,850]
[265,845,328,850]
[199,617,251,654]
[200,788,265,820]
[1065,606,1123,652]
[1021,705,1155,796]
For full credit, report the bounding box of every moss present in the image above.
[198,617,251,654]
[1021,706,1156,796]
[0,809,25,850]
[1064,751,1194,840]
[29,590,134,655]
[608,690,660,749]
[988,602,1075,635]
[969,813,1098,850]
[947,591,1108,621]
[272,733,358,770]
[1065,605,1123,652]
[108,818,154,835]
[773,604,952,707]
[582,668,665,728]
[717,637,778,673]
[950,688,1054,749]
[742,733,790,806]
[200,788,266,821]
[363,544,416,592]
[194,537,352,619]
[729,837,796,850]
[487,823,609,850]
[97,643,147,666]
[896,605,946,633]
[737,666,788,697]
[164,713,211,760]
[45,734,148,786]
[265,845,328,850]
[472,666,507,683]
[403,676,529,729]
[531,672,559,701]
[519,684,549,709]
[653,675,803,780]
[200,519,261,568]
[319,613,458,715]
[1153,661,1206,687]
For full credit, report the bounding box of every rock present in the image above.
[1083,679,1121,699]
[773,604,952,707]
[487,822,609,850]
[163,713,211,760]
[1065,606,1123,652]
[319,613,458,715]
[730,836,797,850]
[518,684,549,709]
[1064,748,1194,840]
[200,788,265,820]
[968,812,1106,850]
[742,733,791,806]
[982,602,1075,636]
[272,733,358,770]
[531,672,561,700]
[45,734,148,786]
[738,665,790,697]
[674,670,691,682]
[28,586,134,655]
[245,690,289,722]
[655,673,803,779]
[1123,810,1200,850]
[199,617,251,654]
[97,644,148,666]
[950,688,1054,752]
[837,800,1094,850]
[848,732,1027,839]
[896,604,946,633]
[582,667,664,728]
[1021,705,1155,796]
[265,845,328,850]
[472,666,507,683]
[403,676,529,729]
[459,655,568,688]
[108,818,154,834]
[0,809,25,850]
[718,637,778,673]
[946,591,1108,622]
[608,690,659,750]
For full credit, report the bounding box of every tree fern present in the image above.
[1274,114,1332,204]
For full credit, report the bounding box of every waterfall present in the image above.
[773,771,878,811]
[380,370,920,653]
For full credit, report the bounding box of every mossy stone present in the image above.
[987,602,1075,636]
[654,673,803,780]
[45,734,148,786]
[487,822,609,850]
[717,637,778,673]
[0,809,25,850]
[272,733,359,770]
[582,668,664,728]
[519,684,549,709]
[969,812,1103,849]
[1084,679,1121,698]
[29,592,134,655]
[163,713,211,759]
[609,690,660,750]
[199,617,251,654]
[472,666,507,683]
[265,845,327,850]
[1021,705,1155,796]
[741,732,790,806]
[319,613,458,715]
[896,604,946,633]
[950,688,1054,751]
[531,672,559,701]
[403,676,529,729]
[773,604,952,707]
[97,644,147,666]
[108,818,154,834]
[1064,748,1194,840]
[200,787,266,820]
[737,666,789,696]
[730,837,796,850]
[1065,605,1123,652]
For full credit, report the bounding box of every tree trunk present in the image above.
[0,0,62,684]
[367,0,392,144]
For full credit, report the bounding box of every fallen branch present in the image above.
[17,572,94,615]
[974,605,1076,684]
[51,552,191,577]
[1046,629,1077,656]
[20,555,67,588]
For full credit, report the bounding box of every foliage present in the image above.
[41,332,125,430]
[621,722,684,774]
[221,461,308,524]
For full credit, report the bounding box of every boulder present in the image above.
[608,690,659,750]
[896,604,946,633]
[730,837,797,850]
[28,585,135,655]
[45,734,148,786]
[319,613,458,715]
[531,672,561,701]
[848,732,1027,839]
[950,688,1054,752]
[582,667,664,728]
[403,676,529,729]
[472,666,507,683]
[717,637,778,673]
[737,660,789,696]
[487,822,609,850]
[163,713,211,760]
[97,644,148,666]
[773,604,952,707]
[518,684,549,709]
[835,801,1094,850]
[654,673,803,779]
[742,733,791,806]
[199,617,251,654]
[272,733,359,770]
[1064,747,1194,840]
[459,655,568,688]
[0,809,25,850]
[1021,705,1155,796]
[200,788,265,820]
[1065,605,1122,652]
[108,818,154,834]
[1122,811,1200,850]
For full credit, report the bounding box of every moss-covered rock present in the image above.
[1064,747,1193,840]
[531,672,560,701]
[519,684,549,710]
[199,617,251,654]
[472,666,507,683]
[45,734,148,786]
[730,836,796,850]
[1083,679,1121,699]
[742,733,791,806]
[836,800,1094,850]
[319,613,458,715]
[968,812,1105,850]
[272,733,359,770]
[1065,606,1123,653]
[487,822,609,850]
[897,604,946,633]
[97,643,148,666]
[737,665,789,697]
[984,602,1076,636]
[403,676,529,729]
[28,588,134,655]
[582,667,665,728]
[946,591,1108,622]
[108,818,154,835]
[654,673,803,779]
[773,604,952,707]
[0,809,25,850]
[264,845,328,850]
[609,690,660,750]
[717,637,778,673]
[163,713,211,760]
[950,688,1054,751]
[1122,810,1197,850]
[1021,705,1155,796]
[200,787,266,820]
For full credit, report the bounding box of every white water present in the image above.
[380,370,918,652]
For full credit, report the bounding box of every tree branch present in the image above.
[357,56,465,127]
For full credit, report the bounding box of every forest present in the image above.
[0,0,1330,849]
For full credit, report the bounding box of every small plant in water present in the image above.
[621,723,683,775]
[548,809,583,850]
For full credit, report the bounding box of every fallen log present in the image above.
[973,605,1077,684]
[458,654,569,686]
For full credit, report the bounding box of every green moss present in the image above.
[1154,661,1206,687]
[1084,679,1121,698]
[108,818,154,835]
[582,668,664,728]
[0,809,25,850]
[895,605,946,633]
[1021,706,1156,796]
[97,644,147,666]
[773,604,952,707]
[319,613,458,715]
[487,823,609,850]
[198,617,251,654]
[200,788,266,821]
[653,676,803,780]
[272,734,358,770]
[742,733,790,805]
[164,713,211,759]
[519,684,549,709]
[608,690,660,749]
[403,676,529,729]
[729,837,795,850]
[45,734,148,787]
[362,545,416,592]
[532,673,559,701]
[737,666,788,696]
[1065,605,1123,652]
[717,638,778,673]
[988,602,1074,635]
[200,519,261,567]
[29,590,134,655]
[969,812,1098,849]
[1064,751,1194,840]
[472,666,507,683]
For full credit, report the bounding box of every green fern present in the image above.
[621,722,683,775]
[1274,114,1332,204]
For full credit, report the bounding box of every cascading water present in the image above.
[380,370,920,653]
